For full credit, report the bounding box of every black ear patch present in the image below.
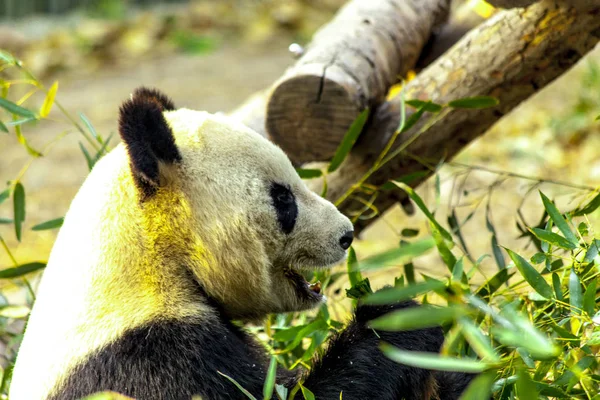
[119,87,181,198]
[132,87,176,111]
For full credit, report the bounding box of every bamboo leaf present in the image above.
[14,117,42,157]
[363,279,446,305]
[369,304,467,331]
[0,97,36,118]
[391,182,452,242]
[380,343,491,373]
[573,192,600,216]
[12,182,26,242]
[539,191,578,247]
[0,262,46,279]
[505,248,553,299]
[583,279,597,317]
[568,268,583,314]
[31,217,64,231]
[262,356,277,400]
[458,317,500,362]
[346,247,362,288]
[448,96,499,109]
[327,108,369,173]
[458,371,496,400]
[299,384,315,400]
[476,268,515,299]
[296,168,322,179]
[217,371,258,400]
[0,120,7,133]
[398,107,425,133]
[40,81,58,118]
[405,99,443,112]
[359,238,435,271]
[0,188,9,205]
[516,369,539,399]
[529,227,577,250]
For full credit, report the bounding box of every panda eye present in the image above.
[270,183,298,234]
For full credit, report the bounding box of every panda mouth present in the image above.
[284,267,323,299]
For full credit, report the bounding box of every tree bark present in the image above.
[264,0,451,164]
[311,2,600,233]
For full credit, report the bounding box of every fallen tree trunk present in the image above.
[313,2,600,232]
[231,1,600,234]
[264,0,451,164]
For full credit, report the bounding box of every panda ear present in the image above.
[118,88,181,198]
[132,87,176,111]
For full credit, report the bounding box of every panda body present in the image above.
[10,88,470,400]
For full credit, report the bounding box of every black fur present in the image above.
[118,89,181,199]
[270,183,298,234]
[49,298,470,400]
[132,87,176,111]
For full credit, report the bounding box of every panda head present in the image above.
[117,88,353,320]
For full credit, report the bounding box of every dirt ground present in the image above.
[1,34,599,305]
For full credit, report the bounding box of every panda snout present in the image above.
[339,231,354,250]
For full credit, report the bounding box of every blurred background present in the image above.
[0,0,599,312]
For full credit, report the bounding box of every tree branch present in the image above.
[311,2,600,233]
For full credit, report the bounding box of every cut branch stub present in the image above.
[266,0,451,164]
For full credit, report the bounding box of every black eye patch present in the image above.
[270,183,298,234]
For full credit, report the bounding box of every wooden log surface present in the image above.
[312,2,600,233]
[264,0,452,164]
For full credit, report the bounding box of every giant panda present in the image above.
[10,88,472,400]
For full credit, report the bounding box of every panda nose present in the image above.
[339,231,354,250]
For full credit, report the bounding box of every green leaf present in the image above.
[0,262,46,279]
[398,107,425,133]
[0,218,12,224]
[40,81,58,118]
[400,228,419,237]
[274,384,288,400]
[369,304,467,331]
[299,383,315,400]
[405,99,443,112]
[80,112,100,142]
[452,257,465,282]
[359,238,435,271]
[516,369,538,399]
[458,371,496,400]
[539,191,578,247]
[279,319,328,353]
[448,96,499,109]
[552,273,563,302]
[12,182,25,242]
[569,268,583,313]
[529,227,577,250]
[0,188,9,205]
[505,248,553,299]
[296,168,322,179]
[0,120,7,133]
[346,247,362,287]
[217,371,258,400]
[363,279,446,305]
[327,108,369,173]
[458,317,500,362]
[380,171,429,190]
[80,142,94,171]
[530,252,546,264]
[492,308,560,360]
[584,239,599,263]
[380,343,491,373]
[573,192,600,216]
[431,221,457,271]
[345,278,372,300]
[31,217,64,231]
[583,279,597,317]
[476,268,515,299]
[391,182,452,242]
[0,97,36,118]
[262,355,277,400]
[0,50,16,64]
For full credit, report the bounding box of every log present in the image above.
[264,0,451,164]
[309,2,600,233]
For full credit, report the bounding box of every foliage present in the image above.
[1,50,600,400]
